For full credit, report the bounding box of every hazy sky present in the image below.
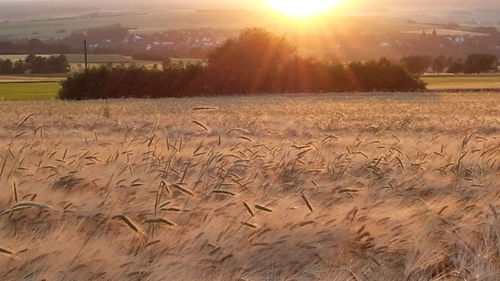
[0,0,498,14]
[0,0,498,5]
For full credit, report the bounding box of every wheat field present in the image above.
[0,92,499,281]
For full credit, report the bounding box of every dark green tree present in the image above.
[47,55,70,73]
[400,55,432,74]
[0,59,13,74]
[432,57,445,73]
[206,28,296,94]
[464,53,498,73]
[448,60,464,74]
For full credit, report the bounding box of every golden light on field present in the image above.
[266,0,344,17]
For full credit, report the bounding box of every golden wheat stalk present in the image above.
[160,208,182,212]
[10,201,51,210]
[12,181,18,203]
[0,206,31,216]
[243,202,254,217]
[0,247,18,260]
[238,136,253,142]
[192,120,209,132]
[255,204,273,213]
[113,215,145,236]
[241,221,257,229]
[145,218,175,227]
[0,247,14,255]
[192,106,218,110]
[171,183,194,197]
[16,113,36,128]
[301,194,313,212]
[212,190,236,196]
[159,201,172,208]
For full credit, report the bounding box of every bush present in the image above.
[59,28,426,100]
[59,65,205,100]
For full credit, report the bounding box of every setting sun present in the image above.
[266,0,343,17]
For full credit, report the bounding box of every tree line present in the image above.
[400,53,498,74]
[59,28,426,100]
[0,54,69,74]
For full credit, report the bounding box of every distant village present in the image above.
[0,23,499,65]
[55,26,239,59]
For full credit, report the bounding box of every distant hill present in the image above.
[0,0,498,23]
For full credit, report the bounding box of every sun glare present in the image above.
[266,0,343,18]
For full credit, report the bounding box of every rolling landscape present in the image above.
[0,1,498,281]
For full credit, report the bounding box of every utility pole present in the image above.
[84,39,88,71]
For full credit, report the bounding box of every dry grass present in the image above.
[0,92,499,281]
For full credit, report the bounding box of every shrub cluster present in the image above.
[60,28,426,100]
[0,54,69,74]
[59,66,204,99]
